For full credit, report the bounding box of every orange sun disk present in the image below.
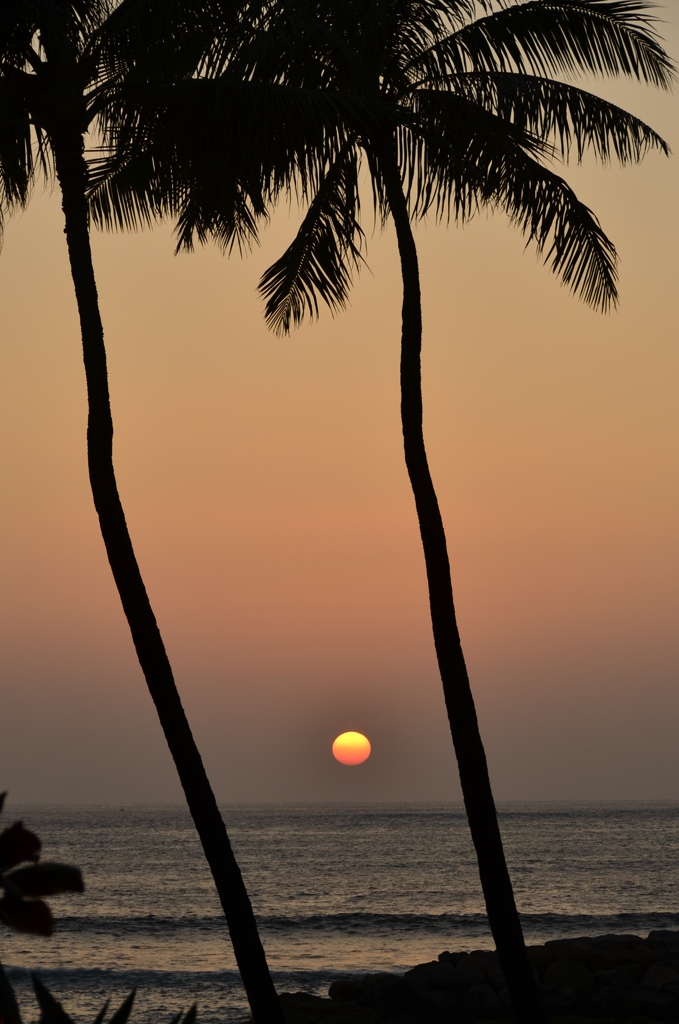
[332,731,371,766]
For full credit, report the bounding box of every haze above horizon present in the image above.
[1,9,677,805]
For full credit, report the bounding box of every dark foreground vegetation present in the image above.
[0,795,195,1024]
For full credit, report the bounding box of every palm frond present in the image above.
[0,75,38,224]
[0,2,37,70]
[172,181,263,256]
[89,141,266,255]
[410,0,676,88]
[402,89,618,310]
[496,153,618,311]
[92,72,389,256]
[2,0,111,67]
[85,0,251,88]
[427,71,669,163]
[259,146,365,333]
[402,87,549,220]
[87,148,167,232]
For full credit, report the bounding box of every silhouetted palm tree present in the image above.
[1,3,388,1016]
[251,0,673,1017]
[0,4,292,1020]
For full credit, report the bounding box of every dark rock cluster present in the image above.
[323,931,679,1021]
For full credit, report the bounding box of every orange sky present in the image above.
[1,14,678,803]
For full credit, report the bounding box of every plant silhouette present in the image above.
[1,791,84,1024]
[0,793,194,1024]
[0,5,287,1020]
[247,0,673,1018]
[0,792,84,942]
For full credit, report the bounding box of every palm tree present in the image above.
[0,3,293,1020]
[247,0,673,1017]
[1,3,390,1017]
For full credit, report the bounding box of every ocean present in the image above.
[4,803,679,1023]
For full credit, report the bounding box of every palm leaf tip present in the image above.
[91,999,110,1024]
[181,1004,197,1024]
[31,974,74,1024]
[481,142,620,312]
[259,151,365,335]
[547,204,618,313]
[415,0,676,94]
[107,990,136,1024]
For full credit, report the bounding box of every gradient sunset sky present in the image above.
[1,9,678,804]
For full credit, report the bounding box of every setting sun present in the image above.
[332,731,371,766]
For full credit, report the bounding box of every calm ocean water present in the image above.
[4,803,679,1023]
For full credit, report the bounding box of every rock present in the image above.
[588,942,643,971]
[641,964,679,990]
[544,933,634,970]
[634,988,679,1019]
[329,980,363,1003]
[598,933,644,948]
[463,953,491,979]
[598,984,640,1017]
[446,966,486,990]
[378,1011,428,1024]
[325,930,679,1024]
[526,945,553,972]
[632,942,664,966]
[625,961,645,983]
[362,978,449,1024]
[381,1014,430,1024]
[484,966,506,991]
[464,984,501,1018]
[404,963,484,993]
[544,938,595,964]
[360,976,420,1015]
[538,984,577,1014]
[571,990,608,1017]
[594,967,639,990]
[279,992,380,1024]
[404,964,445,991]
[458,953,482,968]
[543,958,594,992]
[497,987,512,1011]
[610,961,644,983]
[545,936,640,972]
[421,990,467,1023]
[361,973,403,992]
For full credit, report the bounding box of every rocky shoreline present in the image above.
[280,931,679,1023]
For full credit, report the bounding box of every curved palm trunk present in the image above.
[52,130,284,1024]
[380,149,543,1023]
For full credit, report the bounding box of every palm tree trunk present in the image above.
[379,147,543,1023]
[52,130,284,1024]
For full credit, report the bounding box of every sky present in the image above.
[1,8,678,805]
